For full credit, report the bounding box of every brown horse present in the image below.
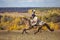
[20,17,54,34]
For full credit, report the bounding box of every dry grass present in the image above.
[0,13,60,40]
[0,30,60,40]
[0,13,60,30]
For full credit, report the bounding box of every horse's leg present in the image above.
[34,26,42,34]
[22,29,29,34]
[44,23,54,31]
[22,29,26,34]
[22,26,33,34]
[25,26,33,31]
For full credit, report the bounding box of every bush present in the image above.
[0,27,4,30]
[46,13,60,23]
[3,15,13,22]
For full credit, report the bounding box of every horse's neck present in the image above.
[28,20,32,26]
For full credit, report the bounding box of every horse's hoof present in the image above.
[51,29,54,32]
[21,32,24,34]
[25,32,29,34]
[34,32,37,34]
[7,30,10,32]
[34,33,36,34]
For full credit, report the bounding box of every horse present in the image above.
[20,17,54,34]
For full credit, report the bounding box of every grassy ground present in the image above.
[0,13,60,40]
[0,30,60,40]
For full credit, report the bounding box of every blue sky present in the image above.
[0,0,60,7]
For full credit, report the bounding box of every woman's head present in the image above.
[32,9,35,12]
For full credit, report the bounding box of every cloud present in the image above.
[2,0,15,2]
[17,0,45,2]
[0,0,60,7]
[33,0,44,2]
[27,0,33,2]
[1,0,57,3]
[1,0,60,2]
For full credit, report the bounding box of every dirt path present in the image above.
[0,30,60,40]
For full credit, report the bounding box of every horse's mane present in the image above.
[23,17,28,20]
[23,17,31,26]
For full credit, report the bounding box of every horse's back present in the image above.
[39,21,46,26]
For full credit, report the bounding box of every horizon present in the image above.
[0,7,60,13]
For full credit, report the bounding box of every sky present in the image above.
[0,0,60,7]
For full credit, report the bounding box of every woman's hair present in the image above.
[32,13,36,18]
[32,9,35,12]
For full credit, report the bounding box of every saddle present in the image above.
[36,19,46,26]
[31,19,41,26]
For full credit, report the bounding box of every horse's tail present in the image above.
[44,23,54,31]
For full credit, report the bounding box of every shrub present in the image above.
[46,13,60,23]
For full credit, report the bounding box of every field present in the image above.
[0,12,60,30]
[0,30,60,40]
[0,8,60,40]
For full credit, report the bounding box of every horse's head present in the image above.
[20,17,30,26]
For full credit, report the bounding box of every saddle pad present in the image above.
[39,21,46,25]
